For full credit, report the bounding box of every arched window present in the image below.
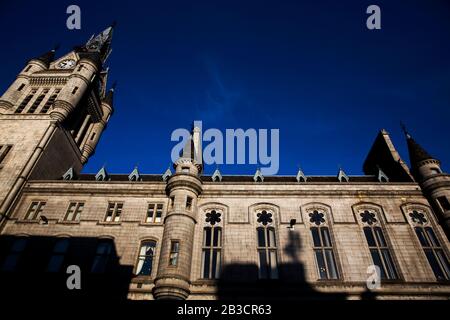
[135,241,156,276]
[201,210,222,279]
[256,210,278,279]
[91,240,113,273]
[47,238,69,272]
[359,210,398,280]
[2,238,27,271]
[308,210,339,280]
[409,209,450,280]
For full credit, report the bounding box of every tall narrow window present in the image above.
[25,201,46,220]
[414,226,450,280]
[15,93,34,113]
[40,90,59,113]
[105,202,123,222]
[24,65,32,72]
[146,203,163,223]
[201,226,222,279]
[363,226,398,280]
[256,210,278,279]
[27,91,47,113]
[135,241,156,276]
[64,202,84,221]
[0,145,12,166]
[311,227,339,279]
[169,241,179,266]
[47,238,69,272]
[186,196,193,211]
[2,238,27,271]
[256,226,278,279]
[437,197,450,211]
[17,83,25,91]
[91,240,113,273]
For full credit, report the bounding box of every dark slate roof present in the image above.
[76,51,103,69]
[57,173,380,183]
[407,136,435,168]
[363,130,414,182]
[32,50,56,68]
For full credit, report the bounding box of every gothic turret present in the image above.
[403,126,450,240]
[153,125,203,300]
[80,85,114,163]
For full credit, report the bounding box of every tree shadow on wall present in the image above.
[217,230,350,300]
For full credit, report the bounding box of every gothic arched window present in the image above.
[409,209,450,281]
[308,210,339,280]
[47,238,70,272]
[256,210,278,279]
[201,210,222,279]
[359,209,398,280]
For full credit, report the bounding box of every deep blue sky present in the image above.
[1,0,449,176]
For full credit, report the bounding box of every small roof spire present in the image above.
[400,121,411,139]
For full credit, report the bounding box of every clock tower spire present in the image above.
[0,25,115,230]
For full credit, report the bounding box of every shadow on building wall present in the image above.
[217,231,350,300]
[0,235,133,302]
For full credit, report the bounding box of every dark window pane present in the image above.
[202,250,210,278]
[269,250,278,279]
[204,227,211,247]
[370,249,387,280]
[47,255,64,273]
[258,250,268,279]
[311,228,321,247]
[315,250,327,279]
[257,228,266,247]
[324,249,338,279]
[381,249,398,279]
[437,196,450,211]
[415,228,429,247]
[374,227,387,247]
[364,227,376,247]
[267,228,276,247]
[435,250,450,280]
[321,227,331,247]
[424,249,446,280]
[213,227,221,247]
[211,249,219,279]
[425,227,440,247]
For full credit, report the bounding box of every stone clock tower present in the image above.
[0,25,115,228]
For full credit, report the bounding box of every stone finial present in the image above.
[296,168,307,182]
[337,167,349,182]
[212,168,222,182]
[253,168,264,182]
[128,167,140,181]
[162,167,172,181]
[95,166,109,181]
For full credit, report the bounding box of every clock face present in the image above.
[58,59,76,69]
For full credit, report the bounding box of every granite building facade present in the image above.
[0,26,449,300]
